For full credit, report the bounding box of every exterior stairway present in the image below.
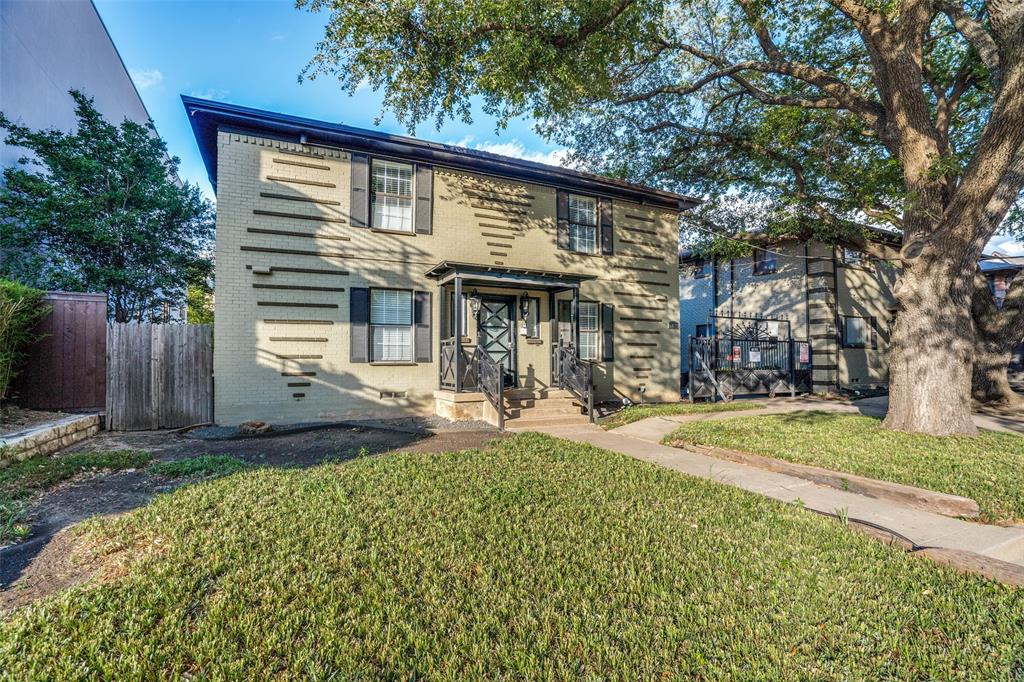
[503,387,591,430]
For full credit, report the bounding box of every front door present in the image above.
[477,297,516,387]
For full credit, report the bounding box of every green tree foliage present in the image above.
[0,90,215,322]
[0,280,50,401]
[299,0,1024,435]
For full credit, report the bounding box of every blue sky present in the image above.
[96,0,1021,255]
[94,0,565,203]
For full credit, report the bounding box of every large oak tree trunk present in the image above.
[883,259,978,435]
[972,343,1023,407]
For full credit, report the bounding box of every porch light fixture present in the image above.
[519,296,531,320]
[468,292,482,317]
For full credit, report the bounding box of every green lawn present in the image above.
[600,400,765,430]
[664,411,1024,523]
[0,450,151,545]
[2,434,1021,678]
[149,455,248,479]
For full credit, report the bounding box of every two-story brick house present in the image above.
[183,97,696,427]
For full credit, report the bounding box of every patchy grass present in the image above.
[600,400,765,430]
[149,455,248,480]
[1,434,1022,678]
[0,450,151,545]
[664,411,1024,523]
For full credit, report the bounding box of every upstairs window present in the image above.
[753,249,777,275]
[693,259,713,278]
[842,247,863,266]
[370,289,413,361]
[568,194,598,254]
[371,159,414,232]
[579,302,599,360]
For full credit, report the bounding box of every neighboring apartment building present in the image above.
[679,235,901,394]
[183,97,696,426]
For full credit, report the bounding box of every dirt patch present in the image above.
[0,425,504,608]
[0,405,71,437]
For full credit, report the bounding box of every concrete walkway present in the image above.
[530,416,1024,571]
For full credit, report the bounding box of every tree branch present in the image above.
[936,1,1002,85]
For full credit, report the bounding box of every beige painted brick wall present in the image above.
[213,131,681,424]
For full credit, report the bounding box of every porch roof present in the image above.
[423,261,597,290]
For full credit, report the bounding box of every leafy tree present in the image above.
[0,280,50,401]
[299,0,1024,435]
[0,90,214,322]
[186,267,215,325]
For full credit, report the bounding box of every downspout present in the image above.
[803,242,811,342]
[832,246,842,393]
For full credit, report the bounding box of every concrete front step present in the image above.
[508,405,585,419]
[506,414,592,429]
[503,387,574,400]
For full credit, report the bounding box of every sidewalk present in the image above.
[531,419,1024,580]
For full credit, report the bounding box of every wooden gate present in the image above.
[14,292,107,410]
[106,323,213,430]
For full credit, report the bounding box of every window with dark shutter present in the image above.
[600,198,613,255]
[601,303,615,361]
[414,290,432,362]
[349,153,370,228]
[556,190,570,249]
[414,164,433,234]
[349,287,369,362]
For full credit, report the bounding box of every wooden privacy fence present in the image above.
[14,292,107,410]
[106,323,213,431]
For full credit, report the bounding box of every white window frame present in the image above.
[568,194,598,254]
[370,159,415,233]
[370,288,414,362]
[578,301,599,360]
[842,247,863,266]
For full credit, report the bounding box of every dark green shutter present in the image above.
[414,290,432,362]
[349,153,369,228]
[556,190,570,249]
[601,303,615,362]
[350,287,369,362]
[600,198,613,255]
[414,164,433,234]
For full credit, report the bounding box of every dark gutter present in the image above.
[182,95,700,211]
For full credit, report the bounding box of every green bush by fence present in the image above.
[0,280,50,401]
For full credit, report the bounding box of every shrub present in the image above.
[0,279,50,400]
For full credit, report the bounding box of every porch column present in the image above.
[454,275,463,392]
[571,287,580,351]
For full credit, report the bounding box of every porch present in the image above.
[424,262,599,430]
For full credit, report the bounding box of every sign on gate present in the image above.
[749,347,761,363]
[799,343,810,363]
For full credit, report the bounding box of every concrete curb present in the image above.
[671,441,981,519]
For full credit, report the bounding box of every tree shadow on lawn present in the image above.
[0,425,504,603]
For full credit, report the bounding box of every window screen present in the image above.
[371,160,414,232]
[568,194,597,254]
[579,301,599,360]
[370,289,413,361]
[753,250,777,275]
[843,316,870,348]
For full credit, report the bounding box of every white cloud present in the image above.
[448,136,572,168]
[129,68,164,90]
[987,233,1024,256]
[189,89,230,101]
[270,32,287,42]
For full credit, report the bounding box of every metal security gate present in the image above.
[689,336,812,401]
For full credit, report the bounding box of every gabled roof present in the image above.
[181,96,699,211]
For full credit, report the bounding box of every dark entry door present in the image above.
[477,298,516,387]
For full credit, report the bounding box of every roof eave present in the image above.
[182,95,701,210]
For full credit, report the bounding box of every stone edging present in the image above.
[0,414,103,467]
[669,441,981,519]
